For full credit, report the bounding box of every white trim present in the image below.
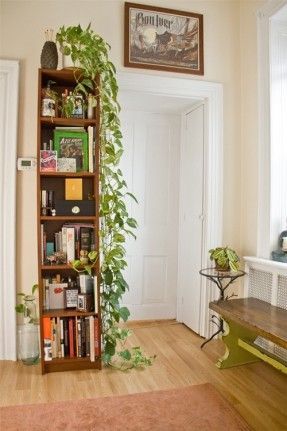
[244,256,287,271]
[0,59,19,360]
[257,1,287,258]
[118,71,223,338]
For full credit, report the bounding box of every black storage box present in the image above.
[55,200,95,216]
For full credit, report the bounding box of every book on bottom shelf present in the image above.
[42,316,100,361]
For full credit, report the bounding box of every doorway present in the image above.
[118,71,223,338]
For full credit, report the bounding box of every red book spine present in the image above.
[68,318,74,358]
[94,317,100,357]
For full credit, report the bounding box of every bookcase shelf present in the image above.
[37,68,101,374]
[40,216,97,221]
[41,264,72,270]
[40,172,96,178]
[44,357,101,373]
[40,116,97,127]
[43,309,98,318]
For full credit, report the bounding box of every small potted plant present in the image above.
[15,284,39,365]
[209,246,240,272]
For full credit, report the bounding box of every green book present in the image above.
[53,130,88,172]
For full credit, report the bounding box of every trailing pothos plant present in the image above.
[57,24,154,370]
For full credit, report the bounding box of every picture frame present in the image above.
[64,286,78,309]
[71,95,84,119]
[124,2,204,75]
[54,130,88,172]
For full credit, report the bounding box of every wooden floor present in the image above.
[1,321,287,430]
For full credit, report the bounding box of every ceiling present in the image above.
[272,4,287,22]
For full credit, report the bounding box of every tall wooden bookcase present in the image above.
[37,68,101,373]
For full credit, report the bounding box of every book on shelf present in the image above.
[43,317,52,361]
[65,178,83,200]
[94,317,100,357]
[41,190,55,216]
[57,158,77,173]
[51,317,57,358]
[88,126,93,173]
[60,318,65,358]
[49,283,67,309]
[68,317,75,358]
[63,318,69,356]
[56,317,62,358]
[40,150,57,172]
[54,129,89,172]
[66,227,75,262]
[85,316,90,358]
[41,223,95,265]
[80,226,93,251]
[42,316,98,360]
[89,315,95,362]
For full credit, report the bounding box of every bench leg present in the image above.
[216,319,260,369]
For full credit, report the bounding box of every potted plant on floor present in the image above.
[56,24,154,369]
[15,284,39,365]
[209,246,240,272]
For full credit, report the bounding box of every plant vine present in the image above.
[56,24,154,369]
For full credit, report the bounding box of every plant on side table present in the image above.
[57,24,155,370]
[209,246,240,272]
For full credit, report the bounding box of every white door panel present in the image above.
[120,111,180,319]
[178,105,204,334]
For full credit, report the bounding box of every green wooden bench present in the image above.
[209,297,287,374]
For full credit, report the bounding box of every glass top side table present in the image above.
[199,268,245,348]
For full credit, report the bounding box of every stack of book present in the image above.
[43,316,100,361]
[40,126,96,173]
[40,223,95,264]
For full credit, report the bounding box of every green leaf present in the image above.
[126,192,138,203]
[119,306,130,322]
[104,269,113,285]
[119,349,131,360]
[126,218,137,228]
[32,284,38,294]
[15,304,25,313]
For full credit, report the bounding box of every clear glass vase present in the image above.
[24,295,37,324]
[18,323,39,365]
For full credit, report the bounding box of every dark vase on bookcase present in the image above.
[37,68,101,374]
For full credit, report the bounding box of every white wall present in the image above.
[0,0,262,295]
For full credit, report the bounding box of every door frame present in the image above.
[0,59,19,360]
[118,71,223,338]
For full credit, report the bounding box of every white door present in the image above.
[178,104,205,334]
[119,110,180,320]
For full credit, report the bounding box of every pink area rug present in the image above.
[0,383,250,430]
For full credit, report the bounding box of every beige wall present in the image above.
[0,0,263,294]
[239,0,263,256]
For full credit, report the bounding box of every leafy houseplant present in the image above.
[56,24,154,369]
[15,284,39,365]
[15,284,39,324]
[209,246,240,272]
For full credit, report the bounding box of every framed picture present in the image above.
[71,95,84,119]
[124,2,204,75]
[54,130,88,172]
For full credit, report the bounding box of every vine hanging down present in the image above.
[56,24,155,369]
